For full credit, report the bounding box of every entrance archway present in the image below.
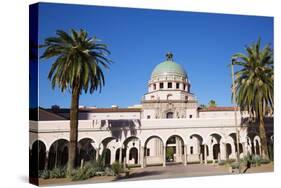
[229,133,243,156]
[189,134,204,162]
[104,149,111,166]
[144,136,164,166]
[48,139,69,169]
[166,135,184,163]
[115,148,125,163]
[209,133,222,160]
[77,138,96,167]
[226,143,232,159]
[30,140,46,177]
[129,147,138,164]
[166,112,174,119]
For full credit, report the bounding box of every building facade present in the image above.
[29,53,273,171]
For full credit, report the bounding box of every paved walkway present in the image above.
[38,163,273,186]
[114,164,230,182]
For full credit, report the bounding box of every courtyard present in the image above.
[38,163,273,186]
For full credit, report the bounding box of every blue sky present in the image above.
[36,3,273,108]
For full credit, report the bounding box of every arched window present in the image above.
[168,82,172,88]
[160,82,164,89]
[153,84,156,90]
[166,112,174,119]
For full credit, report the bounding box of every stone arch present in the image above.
[144,135,165,166]
[30,140,46,177]
[207,132,225,143]
[30,139,48,151]
[253,136,261,156]
[122,136,141,165]
[99,136,118,165]
[247,132,259,155]
[207,133,223,161]
[129,147,138,164]
[226,143,232,159]
[78,137,97,149]
[188,133,204,144]
[104,148,111,166]
[188,133,207,162]
[165,135,185,163]
[228,133,243,157]
[99,136,118,150]
[77,138,97,167]
[48,139,69,169]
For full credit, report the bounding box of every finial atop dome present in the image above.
[166,52,173,61]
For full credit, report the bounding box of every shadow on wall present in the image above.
[101,119,141,140]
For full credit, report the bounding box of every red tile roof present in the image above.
[48,108,142,113]
[198,106,238,112]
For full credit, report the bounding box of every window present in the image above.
[189,115,193,119]
[153,84,156,90]
[147,115,151,119]
[166,112,174,119]
[190,146,194,154]
[160,82,164,89]
[146,148,150,156]
[176,83,180,89]
[168,82,172,88]
[183,84,186,90]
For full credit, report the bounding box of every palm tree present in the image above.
[40,29,112,174]
[208,100,217,107]
[232,38,273,160]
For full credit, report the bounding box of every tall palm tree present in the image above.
[232,38,273,160]
[40,29,112,174]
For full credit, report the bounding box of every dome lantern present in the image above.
[151,52,187,79]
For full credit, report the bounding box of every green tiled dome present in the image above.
[151,60,187,78]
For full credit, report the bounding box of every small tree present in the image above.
[166,147,174,161]
[208,100,217,107]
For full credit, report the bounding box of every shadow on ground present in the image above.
[113,170,163,181]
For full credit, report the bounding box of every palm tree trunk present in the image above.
[67,86,80,175]
[258,103,269,160]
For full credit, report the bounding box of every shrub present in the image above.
[231,162,240,169]
[92,156,105,171]
[83,162,98,177]
[39,170,50,179]
[251,155,261,166]
[71,168,90,181]
[111,162,122,175]
[218,160,226,166]
[127,164,141,168]
[49,167,66,179]
[105,167,115,176]
[260,158,271,164]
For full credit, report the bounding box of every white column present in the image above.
[140,147,144,168]
[242,142,247,157]
[96,148,100,161]
[110,149,115,165]
[209,143,213,161]
[220,143,226,161]
[126,148,130,164]
[184,145,187,166]
[119,147,122,163]
[44,150,49,170]
[163,145,166,167]
[204,144,207,164]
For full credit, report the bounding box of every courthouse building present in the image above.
[30,53,273,171]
